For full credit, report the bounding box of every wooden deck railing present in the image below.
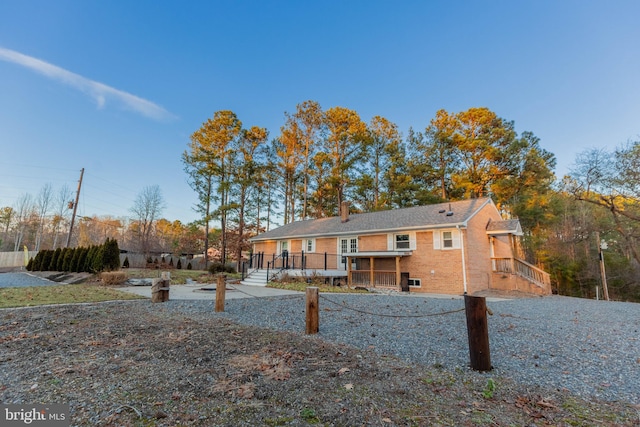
[351,270,397,288]
[491,257,550,288]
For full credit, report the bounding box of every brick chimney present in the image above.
[340,201,350,223]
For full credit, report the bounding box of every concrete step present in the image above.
[240,269,269,286]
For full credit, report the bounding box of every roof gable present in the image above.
[251,198,494,242]
[486,219,523,236]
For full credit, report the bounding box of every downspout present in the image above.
[458,225,468,294]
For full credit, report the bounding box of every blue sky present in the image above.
[1,1,639,224]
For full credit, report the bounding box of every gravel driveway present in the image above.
[164,294,640,403]
[1,270,638,404]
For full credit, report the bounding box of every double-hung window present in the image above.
[305,239,315,253]
[387,232,416,251]
[433,229,460,250]
[395,234,410,250]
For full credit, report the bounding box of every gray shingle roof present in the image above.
[251,198,493,241]
[486,219,523,235]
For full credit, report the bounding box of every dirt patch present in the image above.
[1,301,637,426]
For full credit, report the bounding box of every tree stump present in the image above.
[151,277,170,303]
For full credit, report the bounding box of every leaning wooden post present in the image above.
[464,295,492,371]
[215,274,226,312]
[151,273,170,303]
[306,287,319,334]
[161,271,171,302]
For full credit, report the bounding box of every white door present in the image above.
[338,237,358,270]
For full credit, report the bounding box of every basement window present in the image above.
[408,278,421,287]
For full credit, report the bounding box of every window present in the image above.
[442,231,453,248]
[433,229,460,250]
[395,234,410,250]
[349,238,358,252]
[305,239,315,253]
[408,278,421,287]
[388,232,416,250]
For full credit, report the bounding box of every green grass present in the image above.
[0,284,145,308]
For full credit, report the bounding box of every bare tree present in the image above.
[13,194,34,251]
[34,183,53,251]
[51,184,73,249]
[569,143,640,265]
[0,206,14,250]
[130,185,166,255]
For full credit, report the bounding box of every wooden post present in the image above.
[306,287,319,334]
[464,295,492,371]
[369,257,375,287]
[215,274,226,312]
[151,276,170,303]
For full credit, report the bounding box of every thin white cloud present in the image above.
[0,46,176,121]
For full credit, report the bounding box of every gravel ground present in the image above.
[165,294,640,404]
[2,270,638,404]
[2,292,639,425]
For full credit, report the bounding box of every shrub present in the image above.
[30,253,42,271]
[100,271,127,286]
[103,238,120,271]
[122,257,129,268]
[187,262,192,270]
[70,249,81,272]
[49,248,62,271]
[176,259,182,269]
[61,248,74,272]
[40,250,53,271]
[76,247,88,273]
[208,262,236,275]
[26,258,33,271]
[57,248,68,271]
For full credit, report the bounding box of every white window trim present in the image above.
[408,278,422,287]
[279,240,290,253]
[305,238,316,253]
[338,236,359,254]
[433,229,461,250]
[387,232,416,251]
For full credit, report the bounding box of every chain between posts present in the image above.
[318,294,466,318]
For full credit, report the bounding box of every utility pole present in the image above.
[66,168,84,248]
[595,232,610,301]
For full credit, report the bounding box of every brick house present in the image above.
[244,198,550,295]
